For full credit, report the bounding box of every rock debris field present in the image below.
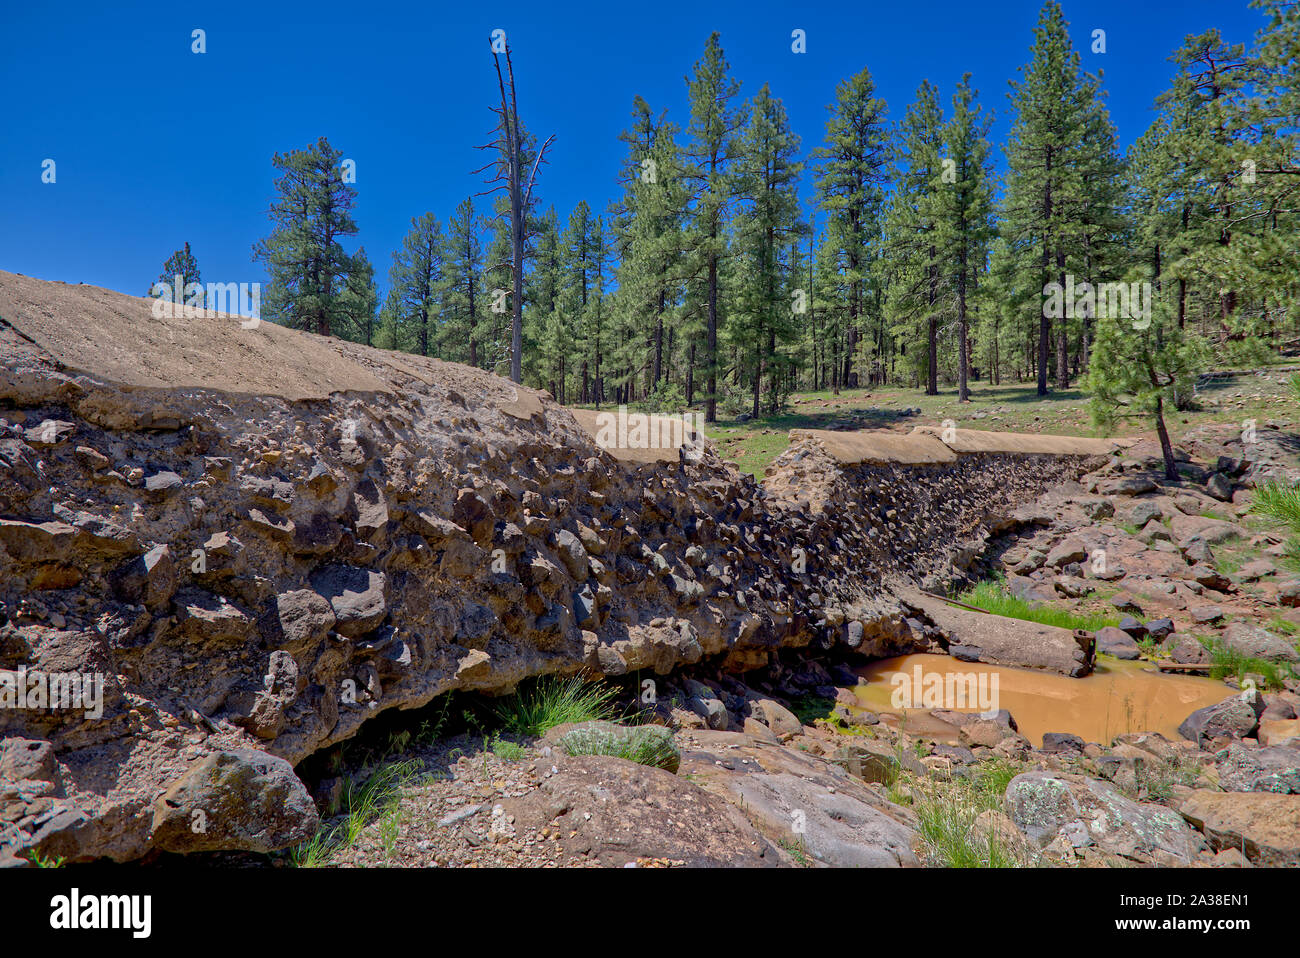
[0,271,1297,868]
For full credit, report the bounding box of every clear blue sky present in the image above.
[0,0,1266,304]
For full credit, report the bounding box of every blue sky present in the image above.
[0,0,1266,304]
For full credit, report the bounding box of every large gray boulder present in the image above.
[1178,692,1267,746]
[1005,770,1204,865]
[150,749,319,853]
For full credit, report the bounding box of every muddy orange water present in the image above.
[854,654,1230,747]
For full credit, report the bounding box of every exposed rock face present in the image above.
[502,754,782,867]
[766,428,1109,592]
[1004,770,1205,865]
[0,272,1110,863]
[679,730,920,867]
[1178,791,1300,866]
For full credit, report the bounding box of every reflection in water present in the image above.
[855,653,1230,747]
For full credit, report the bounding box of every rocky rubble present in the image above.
[0,274,1112,864]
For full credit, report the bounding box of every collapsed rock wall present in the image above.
[0,273,1115,863]
[765,429,1110,590]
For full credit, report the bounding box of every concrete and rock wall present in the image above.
[0,271,1123,862]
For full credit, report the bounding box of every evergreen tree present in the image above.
[340,247,379,346]
[613,96,689,403]
[812,67,890,391]
[683,33,746,422]
[386,213,445,357]
[732,83,804,416]
[935,74,996,402]
[442,198,485,366]
[882,80,945,392]
[253,136,360,337]
[527,206,564,393]
[151,242,204,308]
[1001,1,1096,394]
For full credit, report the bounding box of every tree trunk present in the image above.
[1154,394,1178,481]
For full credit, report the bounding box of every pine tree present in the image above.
[340,247,379,346]
[683,33,746,422]
[386,213,445,357]
[613,96,689,404]
[151,242,204,309]
[934,74,996,402]
[882,80,945,393]
[578,215,613,405]
[1235,1,1300,337]
[812,67,890,391]
[253,136,360,337]
[527,206,564,393]
[442,198,485,366]
[732,83,804,416]
[1001,0,1096,394]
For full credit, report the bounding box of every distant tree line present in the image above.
[155,0,1299,436]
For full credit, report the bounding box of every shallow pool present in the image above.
[854,653,1231,747]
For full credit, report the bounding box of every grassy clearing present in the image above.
[955,577,1121,632]
[492,675,621,737]
[577,367,1297,478]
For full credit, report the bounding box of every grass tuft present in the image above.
[493,675,621,738]
[289,758,423,867]
[557,725,681,771]
[955,577,1121,632]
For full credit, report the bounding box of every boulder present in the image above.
[1094,626,1141,660]
[1163,633,1209,665]
[1005,770,1204,865]
[150,749,319,853]
[1222,622,1300,663]
[1178,790,1300,866]
[1214,743,1300,793]
[1178,692,1266,746]
[678,730,920,867]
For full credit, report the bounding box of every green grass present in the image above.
[911,759,1028,868]
[778,835,812,867]
[1200,635,1297,690]
[1266,615,1300,637]
[490,733,527,762]
[557,725,681,771]
[23,849,66,868]
[493,675,621,738]
[289,758,424,867]
[1132,753,1203,803]
[789,693,837,726]
[570,365,1300,478]
[955,577,1121,632]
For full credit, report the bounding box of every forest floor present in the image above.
[704,361,1300,476]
